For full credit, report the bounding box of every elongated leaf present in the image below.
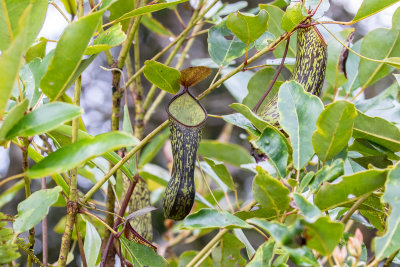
[0,99,29,142]
[233,228,255,259]
[40,11,103,100]
[141,14,174,37]
[352,0,400,22]
[247,240,275,267]
[14,187,62,233]
[325,28,355,91]
[384,57,400,68]
[230,103,267,132]
[353,112,400,152]
[143,60,181,94]
[178,251,213,267]
[0,0,47,51]
[139,128,170,167]
[358,9,400,89]
[310,159,344,191]
[212,233,246,267]
[374,163,400,260]
[203,158,236,191]
[84,220,101,267]
[27,147,70,195]
[222,113,259,136]
[312,101,357,162]
[243,67,278,109]
[293,193,320,223]
[303,217,344,255]
[120,237,168,267]
[60,0,77,15]
[0,2,46,117]
[253,168,290,214]
[227,10,269,44]
[198,140,254,166]
[314,169,388,210]
[208,20,248,66]
[281,3,304,32]
[116,0,189,22]
[49,125,136,180]
[278,81,324,169]
[259,4,297,58]
[85,23,126,55]
[253,127,290,178]
[182,208,251,230]
[0,180,24,209]
[27,132,138,178]
[6,103,82,139]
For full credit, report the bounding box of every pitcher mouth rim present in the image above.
[166,89,208,128]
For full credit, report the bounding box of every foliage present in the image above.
[1,0,400,266]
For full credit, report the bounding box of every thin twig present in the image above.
[41,178,48,266]
[0,173,25,187]
[340,194,370,224]
[75,221,88,267]
[197,157,223,211]
[50,2,71,23]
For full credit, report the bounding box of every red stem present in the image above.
[253,37,290,113]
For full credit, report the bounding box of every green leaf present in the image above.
[178,251,213,267]
[6,102,82,139]
[0,99,29,142]
[352,0,400,22]
[27,132,139,178]
[198,140,254,167]
[314,169,388,210]
[141,14,174,37]
[303,0,330,18]
[247,219,292,244]
[253,127,290,178]
[358,10,400,88]
[14,186,62,233]
[383,57,400,68]
[208,20,248,66]
[281,3,305,32]
[85,23,126,55]
[243,67,279,109]
[49,125,136,180]
[353,112,400,152]
[84,220,101,267]
[40,11,103,100]
[312,101,357,162]
[325,28,355,92]
[278,81,324,169]
[60,0,77,15]
[303,217,344,255]
[0,1,47,117]
[0,0,47,51]
[0,213,20,264]
[310,159,344,191]
[27,147,70,195]
[182,208,251,230]
[143,60,181,94]
[253,168,290,214]
[212,233,246,267]
[259,4,297,58]
[222,113,259,136]
[139,128,170,167]
[293,193,321,223]
[25,38,47,63]
[247,240,275,267]
[115,0,189,22]
[285,247,319,266]
[226,10,269,44]
[230,103,267,132]
[0,180,24,209]
[233,228,255,259]
[374,163,400,260]
[203,158,236,191]
[120,237,168,267]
